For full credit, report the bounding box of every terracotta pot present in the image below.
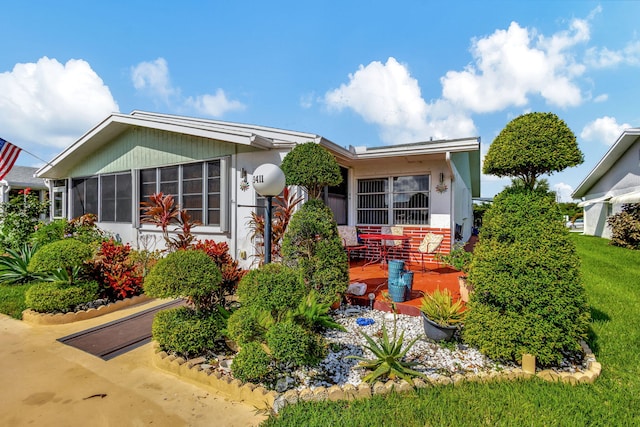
[458,276,474,303]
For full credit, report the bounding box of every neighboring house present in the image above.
[572,128,640,238]
[0,165,48,205]
[36,110,480,268]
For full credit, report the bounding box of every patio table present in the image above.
[359,233,411,268]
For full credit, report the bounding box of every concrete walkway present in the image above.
[0,299,266,427]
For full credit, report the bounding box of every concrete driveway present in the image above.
[0,299,266,427]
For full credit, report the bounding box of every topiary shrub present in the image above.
[265,320,326,367]
[607,203,640,249]
[462,187,590,366]
[152,306,225,357]
[231,341,273,383]
[25,280,99,313]
[280,142,342,200]
[143,249,222,310]
[281,199,349,305]
[226,306,266,345]
[28,239,93,278]
[236,263,306,317]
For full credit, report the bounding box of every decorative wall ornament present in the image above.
[435,182,448,193]
[240,178,250,191]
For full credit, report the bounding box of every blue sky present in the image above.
[1,1,639,200]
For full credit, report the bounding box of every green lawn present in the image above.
[0,282,31,319]
[262,234,640,427]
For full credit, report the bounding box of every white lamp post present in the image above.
[253,163,286,264]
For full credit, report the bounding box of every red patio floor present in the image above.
[345,258,463,317]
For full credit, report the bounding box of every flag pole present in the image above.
[18,146,55,169]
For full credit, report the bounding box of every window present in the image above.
[140,160,223,227]
[72,177,98,218]
[52,180,66,218]
[101,173,132,222]
[357,175,430,225]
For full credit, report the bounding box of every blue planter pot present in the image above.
[421,312,457,341]
[388,283,406,302]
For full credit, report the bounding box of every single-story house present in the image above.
[36,110,481,268]
[1,165,48,205]
[572,128,640,238]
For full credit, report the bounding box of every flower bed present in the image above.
[152,305,601,412]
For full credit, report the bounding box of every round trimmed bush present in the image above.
[28,239,93,274]
[144,250,222,309]
[462,187,590,366]
[236,263,306,316]
[231,342,272,383]
[266,320,325,367]
[152,306,225,357]
[25,280,99,313]
[226,307,265,345]
[281,199,349,305]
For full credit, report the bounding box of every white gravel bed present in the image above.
[279,305,505,392]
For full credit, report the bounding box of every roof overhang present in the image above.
[610,190,640,204]
[36,112,275,178]
[577,195,611,207]
[572,128,640,199]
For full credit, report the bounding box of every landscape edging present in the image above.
[151,339,601,413]
[21,294,152,325]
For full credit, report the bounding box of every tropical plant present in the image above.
[42,266,84,284]
[286,291,346,332]
[247,186,303,265]
[483,112,583,190]
[607,203,640,249]
[91,239,144,299]
[280,142,342,199]
[347,320,425,385]
[0,188,49,251]
[281,199,349,305]
[419,288,465,327]
[0,243,43,285]
[438,244,473,275]
[65,214,111,244]
[191,239,246,306]
[140,192,199,251]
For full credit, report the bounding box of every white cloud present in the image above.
[131,58,245,117]
[593,93,608,103]
[441,18,590,112]
[0,57,119,150]
[553,182,575,202]
[580,116,632,145]
[585,40,640,68]
[324,57,476,144]
[185,89,245,116]
[131,58,177,102]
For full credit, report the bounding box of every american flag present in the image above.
[0,138,22,181]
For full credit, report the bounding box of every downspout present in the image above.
[232,148,238,261]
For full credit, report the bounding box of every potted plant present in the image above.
[439,245,473,302]
[419,288,465,341]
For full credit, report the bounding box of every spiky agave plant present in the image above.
[0,243,43,284]
[348,320,426,385]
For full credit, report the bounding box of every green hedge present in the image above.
[281,199,348,305]
[144,250,222,310]
[28,239,93,274]
[463,188,590,366]
[152,306,225,357]
[236,263,306,317]
[25,280,99,313]
[231,341,272,383]
[266,320,325,367]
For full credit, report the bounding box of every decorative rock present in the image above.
[341,384,358,400]
[356,383,371,399]
[187,357,207,368]
[298,388,315,402]
[413,378,429,389]
[327,385,344,401]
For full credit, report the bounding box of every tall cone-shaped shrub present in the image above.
[462,187,590,366]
